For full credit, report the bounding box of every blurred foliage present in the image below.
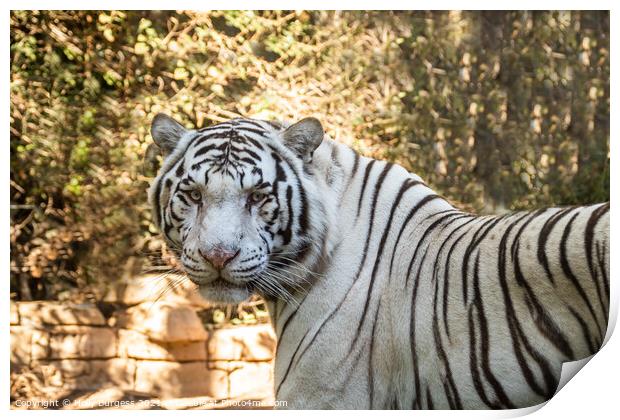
[10,11,609,301]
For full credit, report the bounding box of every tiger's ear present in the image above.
[151,113,188,155]
[281,117,324,163]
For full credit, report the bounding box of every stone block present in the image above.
[34,358,135,390]
[206,361,233,399]
[207,324,276,361]
[117,329,206,361]
[112,302,207,342]
[31,329,50,360]
[10,300,19,325]
[48,326,117,359]
[134,360,226,398]
[227,361,274,399]
[102,358,137,389]
[10,326,32,367]
[18,301,105,327]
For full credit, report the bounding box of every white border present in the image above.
[4,3,618,419]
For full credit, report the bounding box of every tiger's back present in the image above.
[394,204,610,409]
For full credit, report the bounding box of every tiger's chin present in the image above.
[196,278,253,304]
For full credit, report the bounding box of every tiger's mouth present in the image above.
[195,276,253,304]
[209,276,246,289]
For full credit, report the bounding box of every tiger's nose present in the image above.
[199,247,239,270]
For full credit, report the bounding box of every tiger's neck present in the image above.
[266,135,457,323]
[265,138,456,402]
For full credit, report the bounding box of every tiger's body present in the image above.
[149,114,610,409]
[270,141,609,409]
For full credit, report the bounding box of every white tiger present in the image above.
[149,113,609,409]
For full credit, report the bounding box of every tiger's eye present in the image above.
[189,189,202,202]
[248,191,266,205]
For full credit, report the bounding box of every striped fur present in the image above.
[149,116,610,409]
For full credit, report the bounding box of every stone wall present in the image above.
[10,282,276,401]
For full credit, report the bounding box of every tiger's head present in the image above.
[148,114,330,304]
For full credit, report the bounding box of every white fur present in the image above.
[149,120,609,409]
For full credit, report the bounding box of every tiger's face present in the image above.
[148,114,325,304]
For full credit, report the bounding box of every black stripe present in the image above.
[273,283,316,362]
[409,248,430,409]
[348,151,360,189]
[341,162,394,354]
[237,156,257,166]
[537,206,577,285]
[596,240,609,312]
[268,145,311,240]
[193,129,231,144]
[356,160,376,218]
[473,252,516,408]
[176,193,190,207]
[511,210,575,360]
[238,119,268,130]
[169,207,183,222]
[280,186,294,245]
[431,215,474,408]
[498,212,557,399]
[442,380,456,409]
[193,141,228,158]
[293,177,419,375]
[152,146,192,228]
[240,133,266,150]
[258,232,270,254]
[230,262,263,274]
[426,387,434,409]
[387,193,440,279]
[567,305,597,354]
[276,306,310,395]
[152,176,164,227]
[559,211,603,340]
[467,289,499,408]
[355,175,420,407]
[461,215,505,304]
[584,203,610,313]
[238,147,262,161]
[441,217,478,340]
[404,211,457,287]
[175,158,185,176]
[159,178,174,231]
[240,126,268,137]
[367,297,383,408]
